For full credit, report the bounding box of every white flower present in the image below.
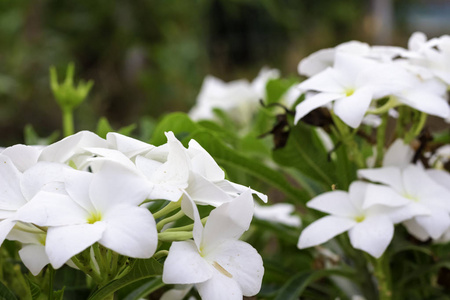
[0,153,69,247]
[189,68,279,125]
[298,181,406,258]
[16,162,157,268]
[295,52,411,128]
[254,203,301,227]
[163,190,264,300]
[358,165,450,241]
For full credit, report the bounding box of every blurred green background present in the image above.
[1,0,448,146]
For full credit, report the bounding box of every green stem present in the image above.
[153,250,169,260]
[156,210,185,231]
[152,200,181,219]
[163,217,208,232]
[62,108,74,137]
[404,112,427,143]
[158,231,193,242]
[375,113,388,167]
[48,265,55,300]
[331,112,366,169]
[71,254,102,283]
[372,254,392,300]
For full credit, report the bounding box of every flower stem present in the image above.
[375,113,388,167]
[372,254,392,300]
[156,210,185,231]
[62,108,74,137]
[48,265,55,300]
[152,200,181,220]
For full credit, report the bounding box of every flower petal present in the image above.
[348,215,394,258]
[414,208,450,239]
[333,87,373,128]
[19,244,50,276]
[358,167,403,193]
[188,139,225,182]
[403,218,430,241]
[206,240,263,296]
[100,205,157,258]
[0,219,17,246]
[163,240,213,284]
[0,154,26,210]
[196,269,243,300]
[1,145,41,172]
[363,183,410,209]
[294,92,342,124]
[307,190,357,218]
[16,192,87,226]
[89,161,150,210]
[298,215,356,249]
[46,222,106,269]
[185,173,233,207]
[202,190,254,251]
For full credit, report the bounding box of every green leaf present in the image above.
[122,277,164,300]
[0,280,18,300]
[273,123,336,189]
[88,258,163,300]
[96,117,136,139]
[266,78,297,104]
[151,113,200,145]
[274,269,355,300]
[95,117,114,139]
[187,130,309,206]
[52,288,64,300]
[25,276,40,300]
[24,124,59,146]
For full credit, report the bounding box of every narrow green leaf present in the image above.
[122,277,164,300]
[274,269,355,300]
[96,117,114,139]
[52,288,64,300]
[25,276,41,300]
[0,280,18,300]
[273,123,336,188]
[88,258,163,300]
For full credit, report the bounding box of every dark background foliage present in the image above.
[0,0,447,146]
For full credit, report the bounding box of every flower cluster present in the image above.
[294,32,450,128]
[0,130,266,299]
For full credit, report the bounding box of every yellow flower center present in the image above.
[87,211,102,224]
[355,215,365,223]
[345,88,355,97]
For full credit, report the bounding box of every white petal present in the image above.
[185,173,233,207]
[414,208,450,239]
[46,222,106,269]
[348,215,394,258]
[363,183,410,209]
[298,216,356,249]
[89,161,150,210]
[100,205,157,258]
[21,162,70,201]
[1,145,40,172]
[202,190,254,252]
[333,87,373,128]
[39,131,106,164]
[63,168,96,212]
[84,147,136,170]
[348,181,369,210]
[196,269,243,300]
[0,154,26,210]
[307,190,358,217]
[297,68,344,93]
[206,240,263,296]
[294,92,342,124]
[403,218,430,241]
[163,240,213,284]
[383,139,414,168]
[188,139,225,182]
[399,89,450,118]
[19,244,50,276]
[427,169,450,191]
[215,180,268,203]
[384,202,430,224]
[358,167,403,193]
[0,219,16,246]
[180,195,203,249]
[106,132,154,157]
[16,192,87,226]
[298,48,335,77]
